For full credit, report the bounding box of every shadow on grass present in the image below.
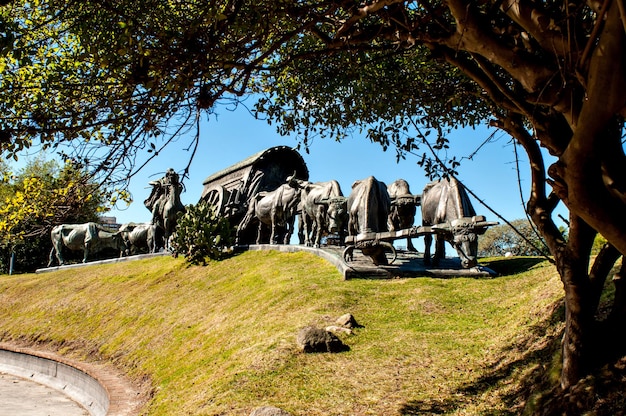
[480,257,549,276]
[398,300,565,415]
[399,294,626,415]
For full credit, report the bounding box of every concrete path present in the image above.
[0,372,88,416]
[0,343,147,416]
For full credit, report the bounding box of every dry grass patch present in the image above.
[0,251,564,415]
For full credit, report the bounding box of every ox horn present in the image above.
[431,223,451,233]
[391,194,418,206]
[474,221,499,227]
[473,219,499,234]
[472,215,499,228]
[287,170,299,187]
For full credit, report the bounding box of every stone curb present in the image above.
[35,243,495,280]
[245,244,352,277]
[244,244,496,279]
[0,343,144,416]
[36,251,170,274]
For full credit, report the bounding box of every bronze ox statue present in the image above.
[119,222,163,255]
[345,176,395,265]
[387,179,421,252]
[421,177,495,268]
[48,222,126,266]
[235,175,302,245]
[295,179,348,248]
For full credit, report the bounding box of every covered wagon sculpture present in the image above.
[200,146,309,245]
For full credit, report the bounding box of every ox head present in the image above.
[316,196,348,234]
[432,215,497,268]
[286,171,308,189]
[112,231,130,255]
[390,194,420,228]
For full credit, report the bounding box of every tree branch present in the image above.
[335,0,405,39]
[500,0,572,57]
[493,113,566,260]
[445,0,556,93]
[558,0,626,255]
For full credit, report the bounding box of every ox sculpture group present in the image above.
[298,179,347,248]
[235,175,302,245]
[342,176,496,268]
[231,173,496,269]
[47,169,186,266]
[46,160,495,271]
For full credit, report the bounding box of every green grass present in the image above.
[0,251,564,415]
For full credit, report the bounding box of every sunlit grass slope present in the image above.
[0,251,563,415]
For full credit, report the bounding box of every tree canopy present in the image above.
[2,0,626,394]
[0,156,110,271]
[0,157,109,241]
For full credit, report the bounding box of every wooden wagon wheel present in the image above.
[202,185,227,215]
[343,241,397,265]
[343,245,355,262]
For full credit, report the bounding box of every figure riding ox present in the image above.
[48,222,127,266]
[235,175,302,245]
[387,179,421,252]
[343,176,395,265]
[119,222,163,255]
[421,177,496,268]
[296,179,348,247]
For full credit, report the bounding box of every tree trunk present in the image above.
[558,215,596,389]
[560,262,594,388]
[611,262,626,323]
[553,0,626,258]
[589,243,621,313]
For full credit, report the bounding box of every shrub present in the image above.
[172,202,233,265]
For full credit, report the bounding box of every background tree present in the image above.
[478,219,550,257]
[0,157,111,272]
[1,0,626,392]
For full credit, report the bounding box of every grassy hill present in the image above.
[0,251,565,415]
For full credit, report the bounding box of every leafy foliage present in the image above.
[172,202,232,265]
[0,0,303,189]
[257,45,491,177]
